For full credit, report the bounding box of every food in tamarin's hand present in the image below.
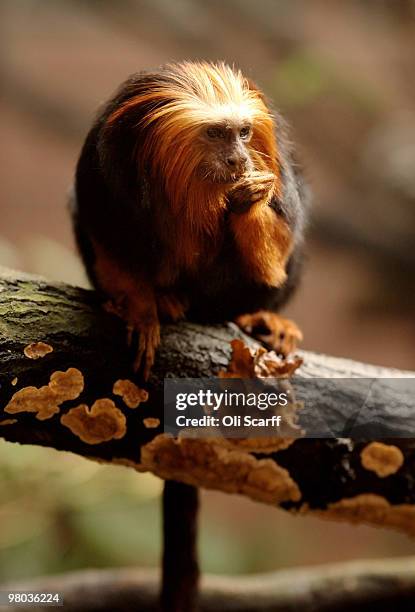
[72,61,309,378]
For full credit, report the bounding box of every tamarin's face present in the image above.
[198,118,254,184]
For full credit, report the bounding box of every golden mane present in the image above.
[106,62,280,254]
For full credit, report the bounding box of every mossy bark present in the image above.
[1,269,415,536]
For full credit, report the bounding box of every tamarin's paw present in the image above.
[235,311,303,358]
[227,171,275,213]
[128,320,161,380]
[103,297,160,379]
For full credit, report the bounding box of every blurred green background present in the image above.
[1,0,415,583]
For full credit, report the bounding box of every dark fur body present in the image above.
[72,70,309,324]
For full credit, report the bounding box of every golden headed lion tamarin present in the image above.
[72,61,308,378]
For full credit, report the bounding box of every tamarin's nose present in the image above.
[226,155,248,170]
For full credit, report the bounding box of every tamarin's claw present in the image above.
[128,321,160,380]
[235,311,303,358]
[157,293,188,321]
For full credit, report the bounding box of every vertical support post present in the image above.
[160,480,200,612]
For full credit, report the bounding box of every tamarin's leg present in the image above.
[92,241,160,379]
[228,172,292,287]
[236,310,303,358]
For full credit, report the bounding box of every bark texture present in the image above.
[1,268,415,536]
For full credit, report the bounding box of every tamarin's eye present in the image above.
[240,126,251,139]
[207,127,224,139]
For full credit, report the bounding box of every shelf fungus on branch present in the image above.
[1,268,415,536]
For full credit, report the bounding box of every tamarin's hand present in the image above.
[227,171,275,214]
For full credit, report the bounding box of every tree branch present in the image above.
[4,558,415,612]
[1,268,415,536]
[161,481,199,611]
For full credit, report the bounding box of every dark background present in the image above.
[1,0,414,583]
